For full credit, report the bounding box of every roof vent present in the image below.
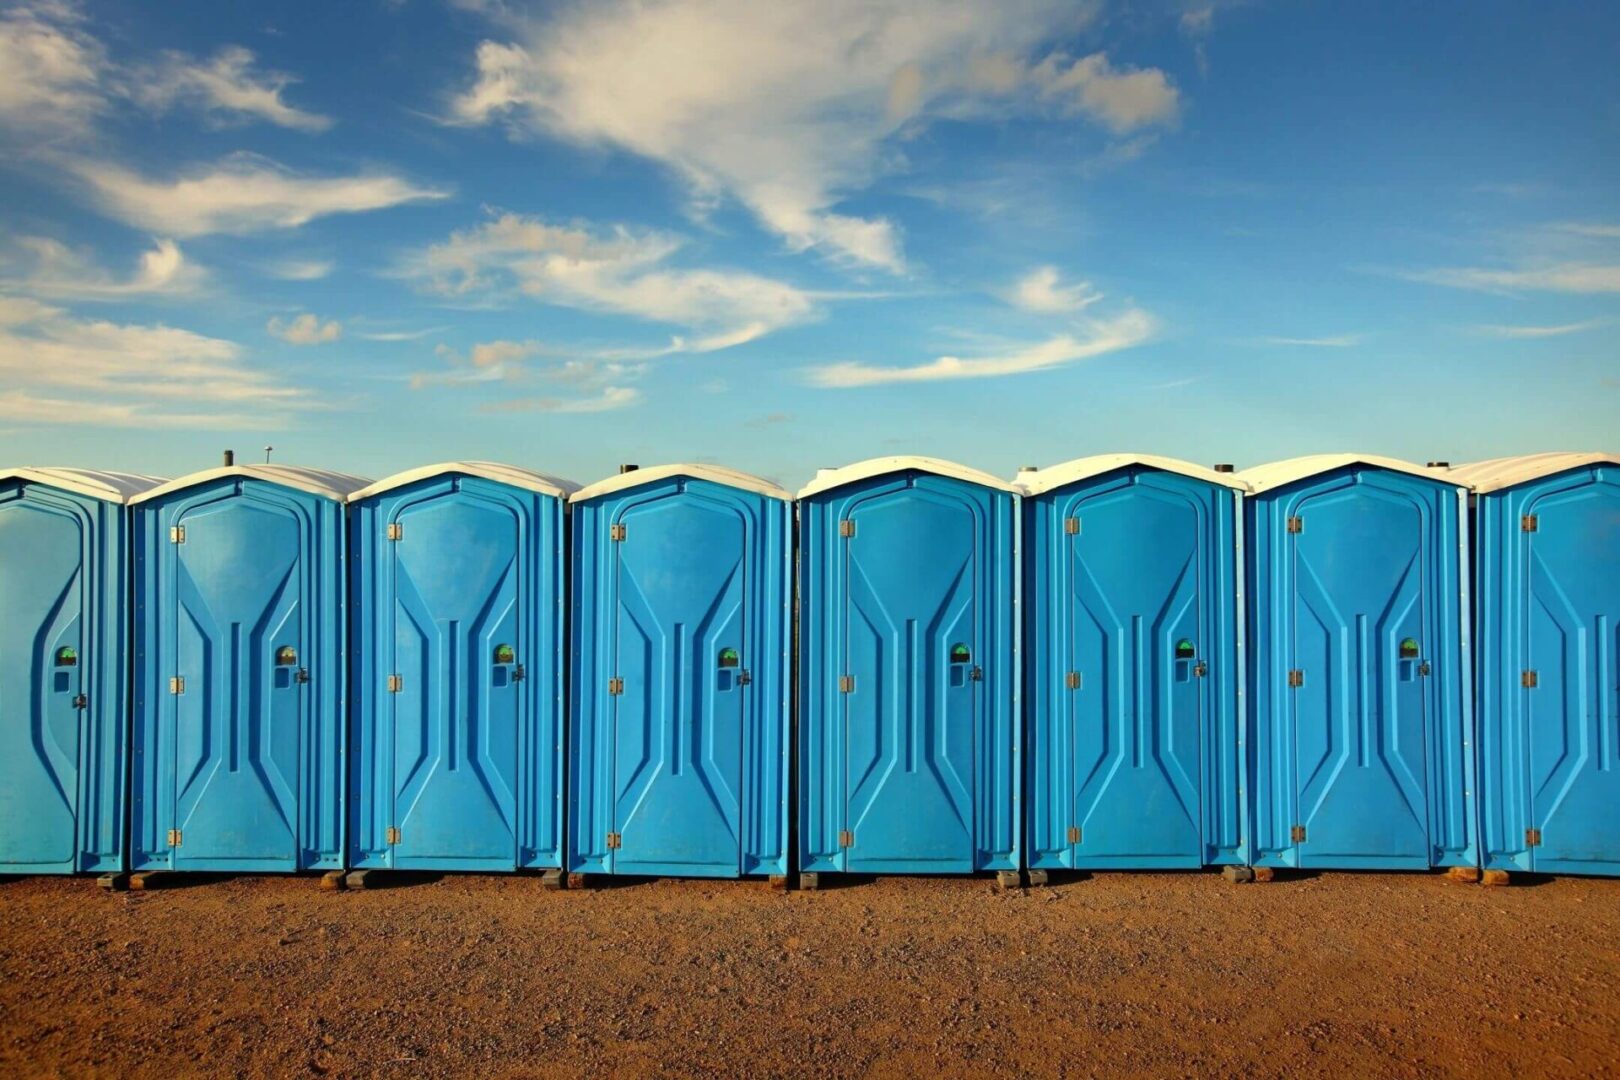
[1426,461,1450,468]
[222,449,235,466]
[1018,465,1038,473]
[1213,463,1234,473]
[618,464,639,474]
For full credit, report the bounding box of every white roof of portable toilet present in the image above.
[1014,454,1247,495]
[798,456,1017,499]
[1442,452,1620,494]
[348,461,580,503]
[571,463,790,503]
[1238,454,1457,495]
[131,465,372,505]
[0,467,167,504]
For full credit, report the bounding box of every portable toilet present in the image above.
[346,463,576,882]
[1017,455,1248,876]
[1449,452,1620,880]
[129,464,369,877]
[569,464,791,882]
[1241,455,1475,872]
[0,468,164,880]
[798,458,1019,887]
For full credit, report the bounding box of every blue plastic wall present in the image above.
[570,475,791,878]
[131,478,346,872]
[800,472,1019,875]
[1024,467,1246,870]
[1248,466,1475,870]
[0,479,130,874]
[1475,464,1620,877]
[350,475,565,872]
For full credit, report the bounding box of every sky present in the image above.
[1,0,1616,490]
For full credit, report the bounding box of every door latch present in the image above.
[512,663,526,682]
[1193,661,1208,678]
[295,668,310,684]
[969,666,983,682]
[737,669,752,686]
[71,693,88,710]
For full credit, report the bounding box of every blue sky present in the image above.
[1,0,1616,489]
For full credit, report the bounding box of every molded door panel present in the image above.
[612,493,746,874]
[844,485,977,871]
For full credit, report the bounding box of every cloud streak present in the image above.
[1258,334,1361,347]
[1007,265,1101,313]
[1473,318,1608,339]
[1402,263,1620,295]
[1,236,203,300]
[267,313,342,345]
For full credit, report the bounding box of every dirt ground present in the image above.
[1,870,1618,1079]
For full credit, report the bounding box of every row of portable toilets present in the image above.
[1,452,1615,887]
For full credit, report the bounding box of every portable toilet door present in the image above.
[1241,455,1475,871]
[0,469,164,877]
[129,465,369,874]
[798,458,1019,883]
[1451,453,1620,879]
[347,463,575,877]
[1017,456,1247,872]
[569,465,791,881]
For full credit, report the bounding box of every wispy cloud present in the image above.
[1258,334,1361,347]
[480,386,642,413]
[1472,318,1608,339]
[0,235,203,300]
[1553,222,1620,240]
[128,45,332,132]
[264,257,334,281]
[1006,265,1101,313]
[1401,263,1620,295]
[806,308,1154,387]
[420,336,645,412]
[357,326,443,342]
[267,312,342,345]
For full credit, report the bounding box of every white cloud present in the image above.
[806,308,1154,387]
[129,46,332,132]
[1258,334,1361,347]
[265,258,334,281]
[267,312,342,345]
[0,2,105,138]
[1007,265,1101,313]
[1554,222,1620,240]
[1473,318,1607,339]
[357,326,443,342]
[447,1,1177,272]
[0,236,203,299]
[66,153,447,236]
[421,336,645,412]
[403,212,816,347]
[481,386,642,413]
[0,293,303,427]
[1405,263,1620,295]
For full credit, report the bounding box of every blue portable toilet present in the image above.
[1241,455,1475,872]
[1450,452,1620,879]
[1016,455,1248,874]
[798,458,1020,887]
[569,464,791,881]
[347,463,576,881]
[129,464,369,876]
[0,468,164,879]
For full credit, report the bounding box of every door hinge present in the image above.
[1521,670,1538,689]
[1065,671,1082,690]
[1194,661,1208,678]
[386,826,401,845]
[169,524,185,544]
[737,669,752,686]
[1287,669,1304,688]
[838,674,855,693]
[1286,516,1303,534]
[386,522,403,541]
[1063,516,1080,535]
[167,829,182,848]
[606,832,622,850]
[609,523,627,542]
[1525,827,1542,848]
[608,676,624,695]
[1067,825,1082,844]
[386,674,403,693]
[169,676,185,694]
[839,519,856,538]
[838,829,853,848]
[72,693,88,710]
[1291,824,1307,843]
[1521,514,1538,533]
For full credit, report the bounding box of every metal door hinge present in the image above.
[1291,824,1307,843]
[169,524,185,544]
[737,669,752,686]
[838,829,853,848]
[606,832,622,850]
[838,674,855,693]
[167,829,182,847]
[72,693,88,710]
[386,522,403,541]
[609,523,627,541]
[1064,516,1080,536]
[1287,669,1304,688]
[1525,827,1542,847]
[608,676,624,695]
[386,826,401,845]
[1521,514,1538,533]
[1067,825,1082,844]
[839,519,856,538]
[1065,671,1082,690]
[1194,661,1208,678]
[1286,516,1303,534]
[169,676,185,694]
[1521,670,1538,689]
[386,674,403,693]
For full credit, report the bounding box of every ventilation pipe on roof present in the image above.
[1427,461,1450,468]
[1213,463,1234,473]
[619,463,639,474]
[1018,465,1038,473]
[223,449,235,466]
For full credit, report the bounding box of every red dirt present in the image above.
[2,871,1618,1078]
